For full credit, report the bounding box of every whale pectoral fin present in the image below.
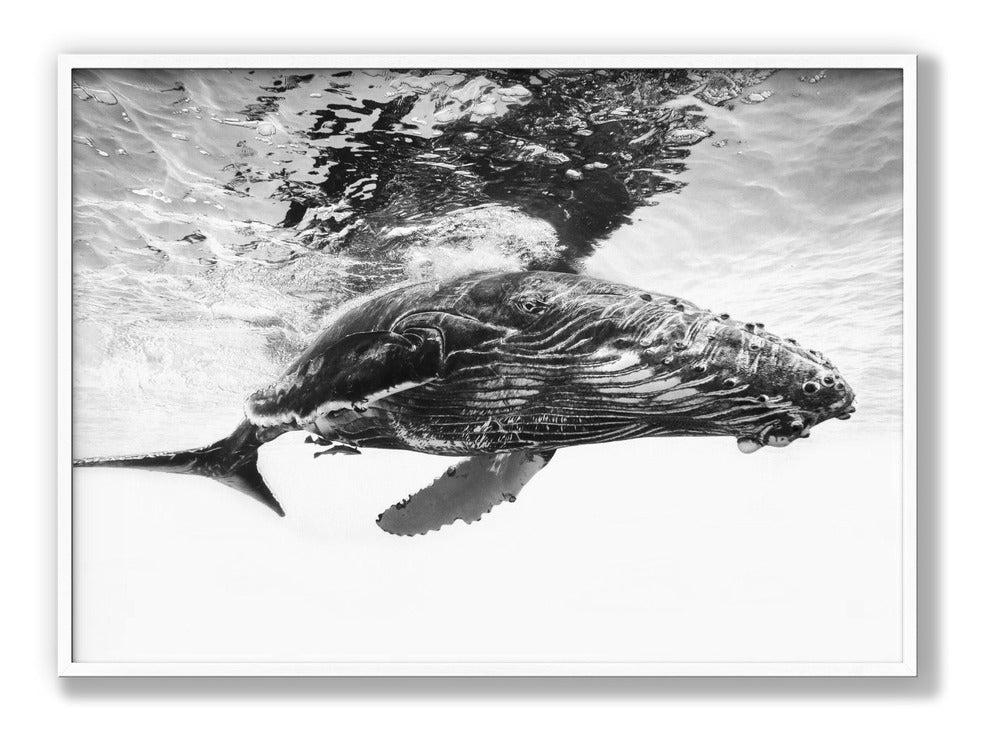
[376,450,556,536]
[246,330,444,426]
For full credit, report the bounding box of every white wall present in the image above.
[2,2,993,736]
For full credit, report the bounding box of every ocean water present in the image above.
[71,68,903,456]
[70,68,906,663]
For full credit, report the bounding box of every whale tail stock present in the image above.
[72,419,284,516]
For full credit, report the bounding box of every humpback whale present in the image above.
[74,271,856,535]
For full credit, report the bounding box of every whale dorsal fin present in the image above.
[376,450,555,536]
[245,312,510,428]
[245,330,446,427]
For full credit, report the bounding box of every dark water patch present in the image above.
[256,68,774,269]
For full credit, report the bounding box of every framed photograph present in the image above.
[58,54,916,676]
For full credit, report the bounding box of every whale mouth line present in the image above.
[735,397,857,454]
[737,419,808,454]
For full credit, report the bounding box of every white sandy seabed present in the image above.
[72,424,903,666]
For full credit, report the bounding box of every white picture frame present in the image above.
[58,53,917,676]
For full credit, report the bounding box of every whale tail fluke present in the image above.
[72,420,285,516]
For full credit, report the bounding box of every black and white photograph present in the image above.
[62,56,913,674]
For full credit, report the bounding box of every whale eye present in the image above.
[515,294,549,315]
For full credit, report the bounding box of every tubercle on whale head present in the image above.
[626,304,856,453]
[690,313,857,454]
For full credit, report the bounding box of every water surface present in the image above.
[71,67,903,455]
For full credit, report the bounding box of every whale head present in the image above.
[451,271,856,452]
